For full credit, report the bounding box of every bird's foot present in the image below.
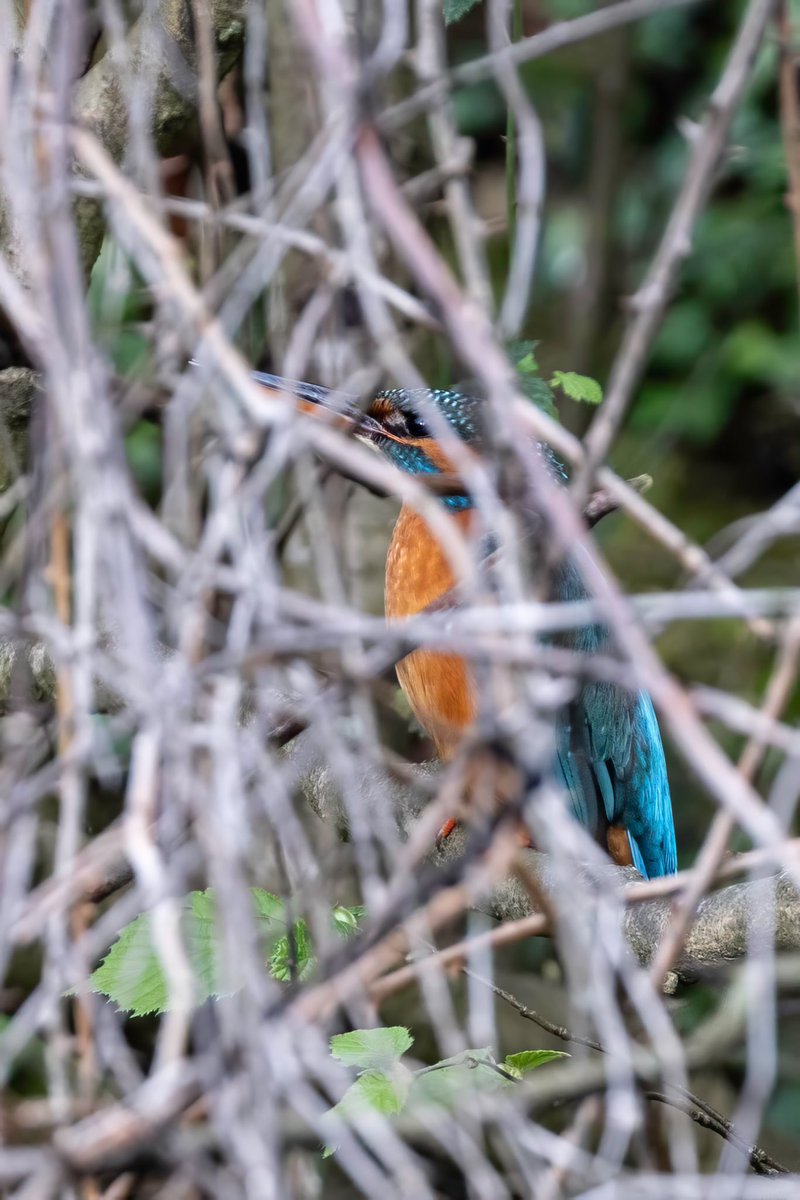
[435,816,459,848]
[435,816,534,850]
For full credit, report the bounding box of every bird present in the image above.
[244,367,677,879]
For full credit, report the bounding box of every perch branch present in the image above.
[293,738,800,1002]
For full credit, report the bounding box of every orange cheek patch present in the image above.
[416,439,480,482]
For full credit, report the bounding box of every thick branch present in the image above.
[296,740,800,986]
[485,851,800,983]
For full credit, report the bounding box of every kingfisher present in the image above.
[244,367,677,879]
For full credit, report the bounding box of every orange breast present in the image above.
[385,504,476,758]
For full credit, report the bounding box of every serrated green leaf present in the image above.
[269,920,315,982]
[358,1067,411,1114]
[251,889,286,923]
[330,1026,413,1071]
[321,1041,565,1158]
[322,1064,413,1157]
[89,895,216,1016]
[503,1050,568,1079]
[443,0,482,24]
[89,889,286,1016]
[89,889,363,1013]
[550,371,603,405]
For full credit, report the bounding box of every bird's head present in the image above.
[249,371,482,510]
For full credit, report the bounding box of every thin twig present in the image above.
[461,965,788,1176]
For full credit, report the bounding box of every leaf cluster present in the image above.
[323,1025,566,1155]
[88,890,364,1015]
[509,339,603,419]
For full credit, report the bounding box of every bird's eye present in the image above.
[404,413,428,438]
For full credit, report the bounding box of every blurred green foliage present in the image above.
[0,1015,47,1096]
[88,239,151,378]
[443,0,483,24]
[452,3,797,478]
[88,239,164,503]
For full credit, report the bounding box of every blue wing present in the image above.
[555,682,677,879]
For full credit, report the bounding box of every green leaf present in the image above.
[330,1026,413,1072]
[252,889,286,923]
[503,1050,568,1079]
[358,1067,411,1114]
[331,905,365,937]
[507,339,540,374]
[507,340,559,419]
[89,889,285,1015]
[443,0,482,23]
[321,1040,565,1158]
[550,371,603,406]
[270,904,365,980]
[89,892,220,1016]
[89,889,364,1014]
[269,919,315,982]
[322,1063,413,1156]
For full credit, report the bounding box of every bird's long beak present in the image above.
[190,360,381,439]
[247,368,365,431]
